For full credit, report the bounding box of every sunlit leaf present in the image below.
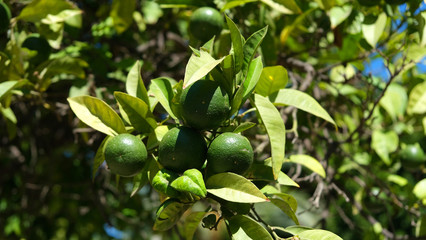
[126,60,149,105]
[362,13,387,48]
[149,77,177,119]
[67,96,126,136]
[371,130,398,165]
[288,155,326,178]
[184,50,225,88]
[110,0,136,34]
[206,172,268,203]
[226,15,244,73]
[407,81,426,115]
[255,66,288,97]
[414,179,426,200]
[329,5,352,29]
[18,0,74,22]
[284,225,343,239]
[254,94,286,180]
[184,211,208,240]
[270,89,337,127]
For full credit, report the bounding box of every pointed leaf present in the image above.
[226,15,244,73]
[184,50,225,88]
[18,0,74,22]
[407,81,426,115]
[233,122,256,133]
[379,84,407,120]
[227,215,273,240]
[206,172,268,203]
[269,193,299,224]
[68,96,126,136]
[221,0,257,11]
[243,57,263,100]
[153,199,190,231]
[114,92,157,134]
[254,94,286,180]
[255,66,288,97]
[126,60,149,105]
[285,226,343,240]
[288,155,326,178]
[242,26,268,76]
[184,211,209,240]
[92,136,110,180]
[270,89,337,127]
[260,0,301,15]
[329,5,352,29]
[131,156,157,197]
[362,13,387,48]
[149,77,177,119]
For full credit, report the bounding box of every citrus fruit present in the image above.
[180,80,230,130]
[400,143,426,167]
[189,7,223,42]
[22,34,52,65]
[207,132,253,175]
[0,2,11,34]
[104,133,147,177]
[158,126,207,173]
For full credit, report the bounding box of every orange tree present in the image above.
[1,0,425,239]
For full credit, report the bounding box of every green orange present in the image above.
[400,143,425,167]
[104,133,147,177]
[180,80,230,130]
[0,2,11,34]
[22,34,52,65]
[158,126,207,173]
[189,7,223,42]
[207,132,253,175]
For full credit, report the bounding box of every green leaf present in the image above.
[254,94,286,180]
[92,136,110,180]
[67,96,126,136]
[270,89,337,127]
[255,66,288,97]
[227,215,273,240]
[416,214,426,237]
[242,26,268,76]
[288,155,326,178]
[18,0,74,22]
[226,15,244,73]
[380,84,407,120]
[184,211,208,240]
[246,160,299,187]
[170,169,207,198]
[206,172,268,203]
[233,122,256,133]
[153,199,190,231]
[110,0,136,34]
[242,56,263,101]
[131,156,156,197]
[269,193,299,224]
[285,226,343,240]
[152,169,180,198]
[260,0,301,15]
[149,77,177,119]
[0,81,19,101]
[114,92,157,134]
[183,50,225,88]
[414,179,426,200]
[329,5,352,29]
[386,174,408,187]
[362,13,387,48]
[221,0,257,11]
[407,81,426,115]
[329,65,356,83]
[126,60,149,105]
[147,125,172,150]
[371,130,398,165]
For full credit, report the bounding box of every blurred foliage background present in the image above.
[1,0,426,239]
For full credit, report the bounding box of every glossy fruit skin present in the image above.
[158,126,207,173]
[180,80,230,130]
[21,34,52,65]
[189,7,223,42]
[400,143,426,166]
[207,132,253,175]
[104,134,147,177]
[0,2,11,34]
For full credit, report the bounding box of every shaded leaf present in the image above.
[227,215,273,240]
[380,84,407,120]
[114,92,157,134]
[269,193,299,224]
[67,96,126,136]
[92,136,110,180]
[126,60,149,105]
[242,26,268,76]
[110,0,136,34]
[149,77,177,119]
[184,50,225,88]
[18,0,74,22]
[371,130,398,165]
[184,211,208,240]
[226,15,244,73]
[153,199,190,231]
